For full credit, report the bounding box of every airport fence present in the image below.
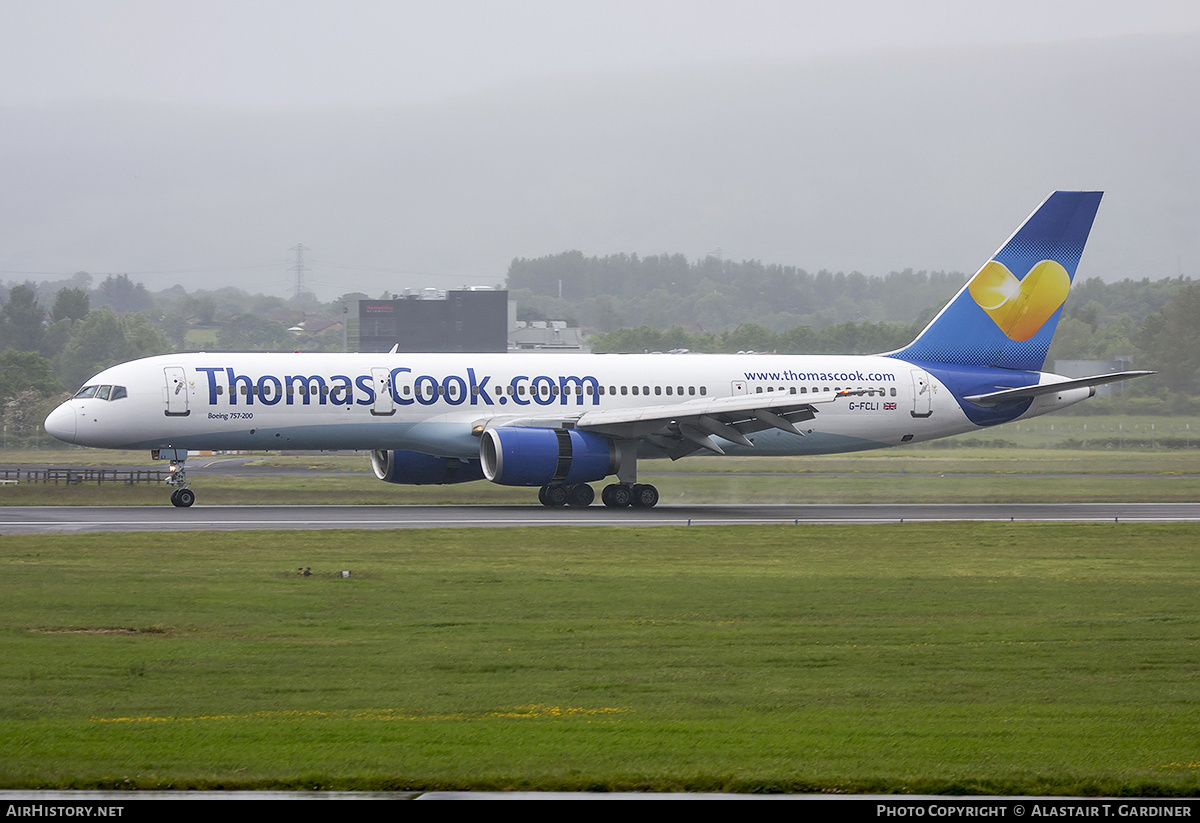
[0,468,171,485]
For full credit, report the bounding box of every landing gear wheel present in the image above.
[603,483,633,509]
[630,483,659,509]
[541,483,569,507]
[171,488,195,508]
[566,484,595,508]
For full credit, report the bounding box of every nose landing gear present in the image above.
[154,449,195,508]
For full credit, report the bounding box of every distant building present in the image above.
[509,320,588,352]
[351,289,509,353]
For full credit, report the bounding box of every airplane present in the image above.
[44,191,1150,509]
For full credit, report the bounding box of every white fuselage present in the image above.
[44,351,1089,459]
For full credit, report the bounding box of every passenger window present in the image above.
[688,387,695,396]
[655,386,662,396]
[621,386,628,396]
[700,387,707,396]
[632,386,639,396]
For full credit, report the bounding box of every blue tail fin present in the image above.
[888,191,1102,370]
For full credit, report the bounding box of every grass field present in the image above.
[1,524,1197,794]
[3,444,1200,506]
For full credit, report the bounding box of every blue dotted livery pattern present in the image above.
[889,191,1102,371]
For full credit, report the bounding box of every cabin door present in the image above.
[371,367,395,416]
[163,367,190,416]
[910,369,933,418]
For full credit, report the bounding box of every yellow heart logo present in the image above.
[967,259,1071,341]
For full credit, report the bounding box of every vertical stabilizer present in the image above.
[888,191,1102,370]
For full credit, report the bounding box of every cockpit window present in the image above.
[72,384,127,401]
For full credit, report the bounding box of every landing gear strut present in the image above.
[166,456,194,508]
[535,441,657,509]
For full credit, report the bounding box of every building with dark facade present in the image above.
[350,289,508,353]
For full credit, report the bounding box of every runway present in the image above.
[3,502,1199,534]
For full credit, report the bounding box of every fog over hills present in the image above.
[2,32,1196,299]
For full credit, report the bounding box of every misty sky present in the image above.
[6,1,1198,110]
[3,1,1199,299]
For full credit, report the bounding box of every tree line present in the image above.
[0,273,356,445]
[510,252,1200,409]
[2,255,1198,448]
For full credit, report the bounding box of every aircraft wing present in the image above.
[577,391,848,457]
[476,390,845,459]
[963,371,1154,407]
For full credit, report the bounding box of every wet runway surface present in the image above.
[3,502,1199,534]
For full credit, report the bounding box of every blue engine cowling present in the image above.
[479,427,619,487]
[370,449,485,485]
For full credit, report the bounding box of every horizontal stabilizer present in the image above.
[963,371,1154,407]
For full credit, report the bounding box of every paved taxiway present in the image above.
[3,502,1199,534]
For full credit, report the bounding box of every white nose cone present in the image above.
[44,403,76,444]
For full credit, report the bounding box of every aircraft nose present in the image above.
[44,403,77,444]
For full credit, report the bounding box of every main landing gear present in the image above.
[538,482,659,509]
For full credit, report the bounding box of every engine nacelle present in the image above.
[480,427,619,487]
[370,449,485,485]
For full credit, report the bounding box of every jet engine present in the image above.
[479,427,619,487]
[370,449,485,485]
